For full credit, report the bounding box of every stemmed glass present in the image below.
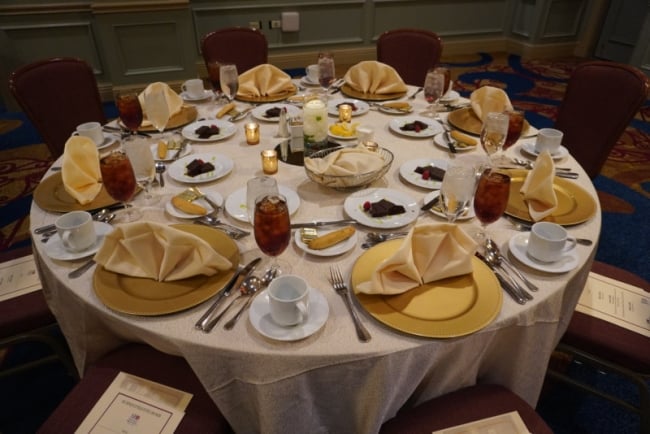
[219,63,239,102]
[503,109,525,150]
[480,112,509,166]
[144,89,170,135]
[439,164,477,223]
[207,60,222,101]
[253,194,291,274]
[115,92,143,139]
[99,151,142,222]
[123,138,158,206]
[422,69,446,117]
[432,66,452,99]
[472,169,511,244]
[317,52,336,90]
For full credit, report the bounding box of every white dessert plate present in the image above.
[249,288,329,341]
[389,116,443,138]
[252,104,302,122]
[327,99,370,117]
[344,188,419,229]
[520,140,569,160]
[399,158,448,190]
[97,133,120,150]
[433,133,477,152]
[149,142,192,162]
[224,185,301,223]
[508,232,579,273]
[181,90,213,102]
[439,90,461,103]
[293,228,358,257]
[423,190,475,221]
[44,222,113,261]
[181,119,236,142]
[165,191,223,219]
[168,153,234,184]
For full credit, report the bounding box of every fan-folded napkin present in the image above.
[343,61,408,94]
[470,86,514,122]
[304,146,385,176]
[138,82,184,126]
[356,223,478,295]
[61,136,102,205]
[237,64,295,98]
[94,222,232,281]
[520,150,557,221]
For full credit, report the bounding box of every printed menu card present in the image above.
[431,411,530,433]
[0,254,40,302]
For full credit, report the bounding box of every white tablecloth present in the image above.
[31,85,601,434]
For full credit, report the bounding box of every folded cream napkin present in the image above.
[356,223,478,295]
[469,86,514,123]
[94,222,232,281]
[61,136,102,205]
[237,64,294,98]
[520,150,558,221]
[138,82,184,126]
[343,61,408,94]
[304,146,385,176]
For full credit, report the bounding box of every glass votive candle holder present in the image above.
[363,141,378,152]
[338,104,353,123]
[245,123,260,145]
[261,149,278,174]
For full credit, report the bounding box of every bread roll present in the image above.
[171,196,207,215]
[216,102,236,118]
[308,226,355,250]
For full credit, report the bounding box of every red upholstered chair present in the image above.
[547,261,650,432]
[379,384,553,434]
[376,28,443,86]
[201,27,268,74]
[38,343,234,434]
[8,57,107,159]
[553,61,649,178]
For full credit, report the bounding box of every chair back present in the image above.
[8,57,107,159]
[554,61,649,178]
[201,27,268,74]
[376,28,443,86]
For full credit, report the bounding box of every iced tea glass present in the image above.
[254,194,291,273]
[472,169,510,244]
[115,92,143,138]
[503,109,525,150]
[99,151,142,222]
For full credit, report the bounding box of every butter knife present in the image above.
[171,139,189,161]
[196,257,261,331]
[229,106,254,122]
[421,196,440,212]
[290,219,356,229]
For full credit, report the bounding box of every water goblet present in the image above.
[115,92,143,139]
[219,63,239,102]
[99,151,142,222]
[480,112,509,166]
[422,69,446,117]
[432,66,452,99]
[317,52,336,90]
[254,194,291,274]
[123,137,158,205]
[439,164,477,223]
[472,169,511,244]
[503,109,525,150]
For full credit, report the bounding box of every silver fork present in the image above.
[328,266,371,342]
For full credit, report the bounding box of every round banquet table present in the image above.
[31,84,601,434]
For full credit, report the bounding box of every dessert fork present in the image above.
[328,266,371,342]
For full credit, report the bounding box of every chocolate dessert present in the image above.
[264,107,282,118]
[195,124,220,139]
[363,199,406,218]
[400,120,428,133]
[414,165,446,181]
[185,159,215,177]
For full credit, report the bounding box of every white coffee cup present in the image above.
[535,128,563,154]
[305,64,319,83]
[55,211,96,252]
[182,79,205,99]
[268,275,310,326]
[73,122,104,146]
[527,222,576,263]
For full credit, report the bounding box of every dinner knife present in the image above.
[475,252,526,305]
[290,219,357,229]
[195,257,261,331]
[229,106,254,122]
[171,139,189,161]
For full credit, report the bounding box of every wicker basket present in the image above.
[304,147,394,190]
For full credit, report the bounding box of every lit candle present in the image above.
[261,149,278,174]
[338,103,353,123]
[245,123,260,145]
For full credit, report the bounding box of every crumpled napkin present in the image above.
[304,146,385,176]
[343,61,408,94]
[94,222,232,281]
[520,150,558,221]
[61,136,102,205]
[356,223,478,295]
[138,82,184,126]
[470,86,514,122]
[237,64,294,98]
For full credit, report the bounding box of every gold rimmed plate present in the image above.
[340,84,407,101]
[350,239,502,338]
[235,85,298,103]
[33,173,117,213]
[447,107,530,136]
[93,224,240,316]
[134,105,198,132]
[506,169,597,225]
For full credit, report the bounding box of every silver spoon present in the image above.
[486,239,539,293]
[155,161,166,187]
[223,276,262,330]
[484,247,533,301]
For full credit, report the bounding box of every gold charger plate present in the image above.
[506,169,596,225]
[340,83,407,101]
[235,85,297,103]
[33,172,117,213]
[447,107,530,136]
[133,105,198,132]
[93,224,240,316]
[351,239,502,338]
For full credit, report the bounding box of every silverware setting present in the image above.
[486,239,538,293]
[329,266,371,342]
[408,87,423,100]
[290,219,357,229]
[361,231,408,249]
[223,267,278,330]
[476,252,527,305]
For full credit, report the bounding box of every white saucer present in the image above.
[507,232,579,273]
[249,288,329,341]
[97,133,120,150]
[224,185,301,223]
[520,140,569,160]
[439,90,460,103]
[300,77,321,87]
[43,222,113,261]
[165,191,223,219]
[294,228,358,257]
[181,90,212,102]
[399,158,448,190]
[423,190,475,221]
